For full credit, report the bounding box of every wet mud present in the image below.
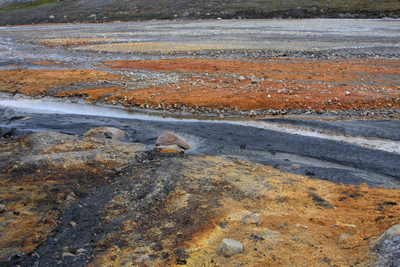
[1,107,399,188]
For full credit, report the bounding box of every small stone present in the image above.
[345,91,351,96]
[0,204,6,213]
[218,239,244,257]
[70,222,77,227]
[62,252,76,259]
[238,76,246,82]
[243,214,262,227]
[290,164,301,169]
[251,78,259,84]
[259,228,280,238]
[65,192,76,203]
[339,233,350,243]
[76,248,86,254]
[155,132,190,149]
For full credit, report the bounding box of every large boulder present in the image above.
[83,127,126,140]
[155,132,190,150]
[372,225,400,250]
[371,225,400,266]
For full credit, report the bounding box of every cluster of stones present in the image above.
[83,128,191,152]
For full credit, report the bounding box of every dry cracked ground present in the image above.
[0,19,400,266]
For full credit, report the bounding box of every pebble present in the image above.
[218,239,244,257]
[339,233,350,243]
[62,252,76,259]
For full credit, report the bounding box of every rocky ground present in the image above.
[0,131,399,266]
[0,20,400,266]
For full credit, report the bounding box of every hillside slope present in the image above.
[1,0,399,25]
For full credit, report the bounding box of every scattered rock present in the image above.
[62,252,76,259]
[249,110,257,116]
[243,214,262,227]
[238,76,246,81]
[76,248,86,254]
[65,192,76,204]
[259,228,280,238]
[345,91,351,96]
[290,164,300,169]
[218,239,244,257]
[155,132,190,149]
[251,77,259,84]
[0,204,6,213]
[0,251,25,263]
[84,127,126,140]
[70,221,77,227]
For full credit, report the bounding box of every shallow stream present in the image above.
[1,94,399,154]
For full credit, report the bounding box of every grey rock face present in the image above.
[372,225,400,267]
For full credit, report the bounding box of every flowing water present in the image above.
[1,94,399,154]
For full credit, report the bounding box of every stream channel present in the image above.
[1,94,400,189]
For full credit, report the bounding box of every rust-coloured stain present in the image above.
[0,69,122,95]
[103,58,400,112]
[1,58,399,114]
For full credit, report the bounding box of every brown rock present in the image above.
[83,127,126,140]
[155,132,190,149]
